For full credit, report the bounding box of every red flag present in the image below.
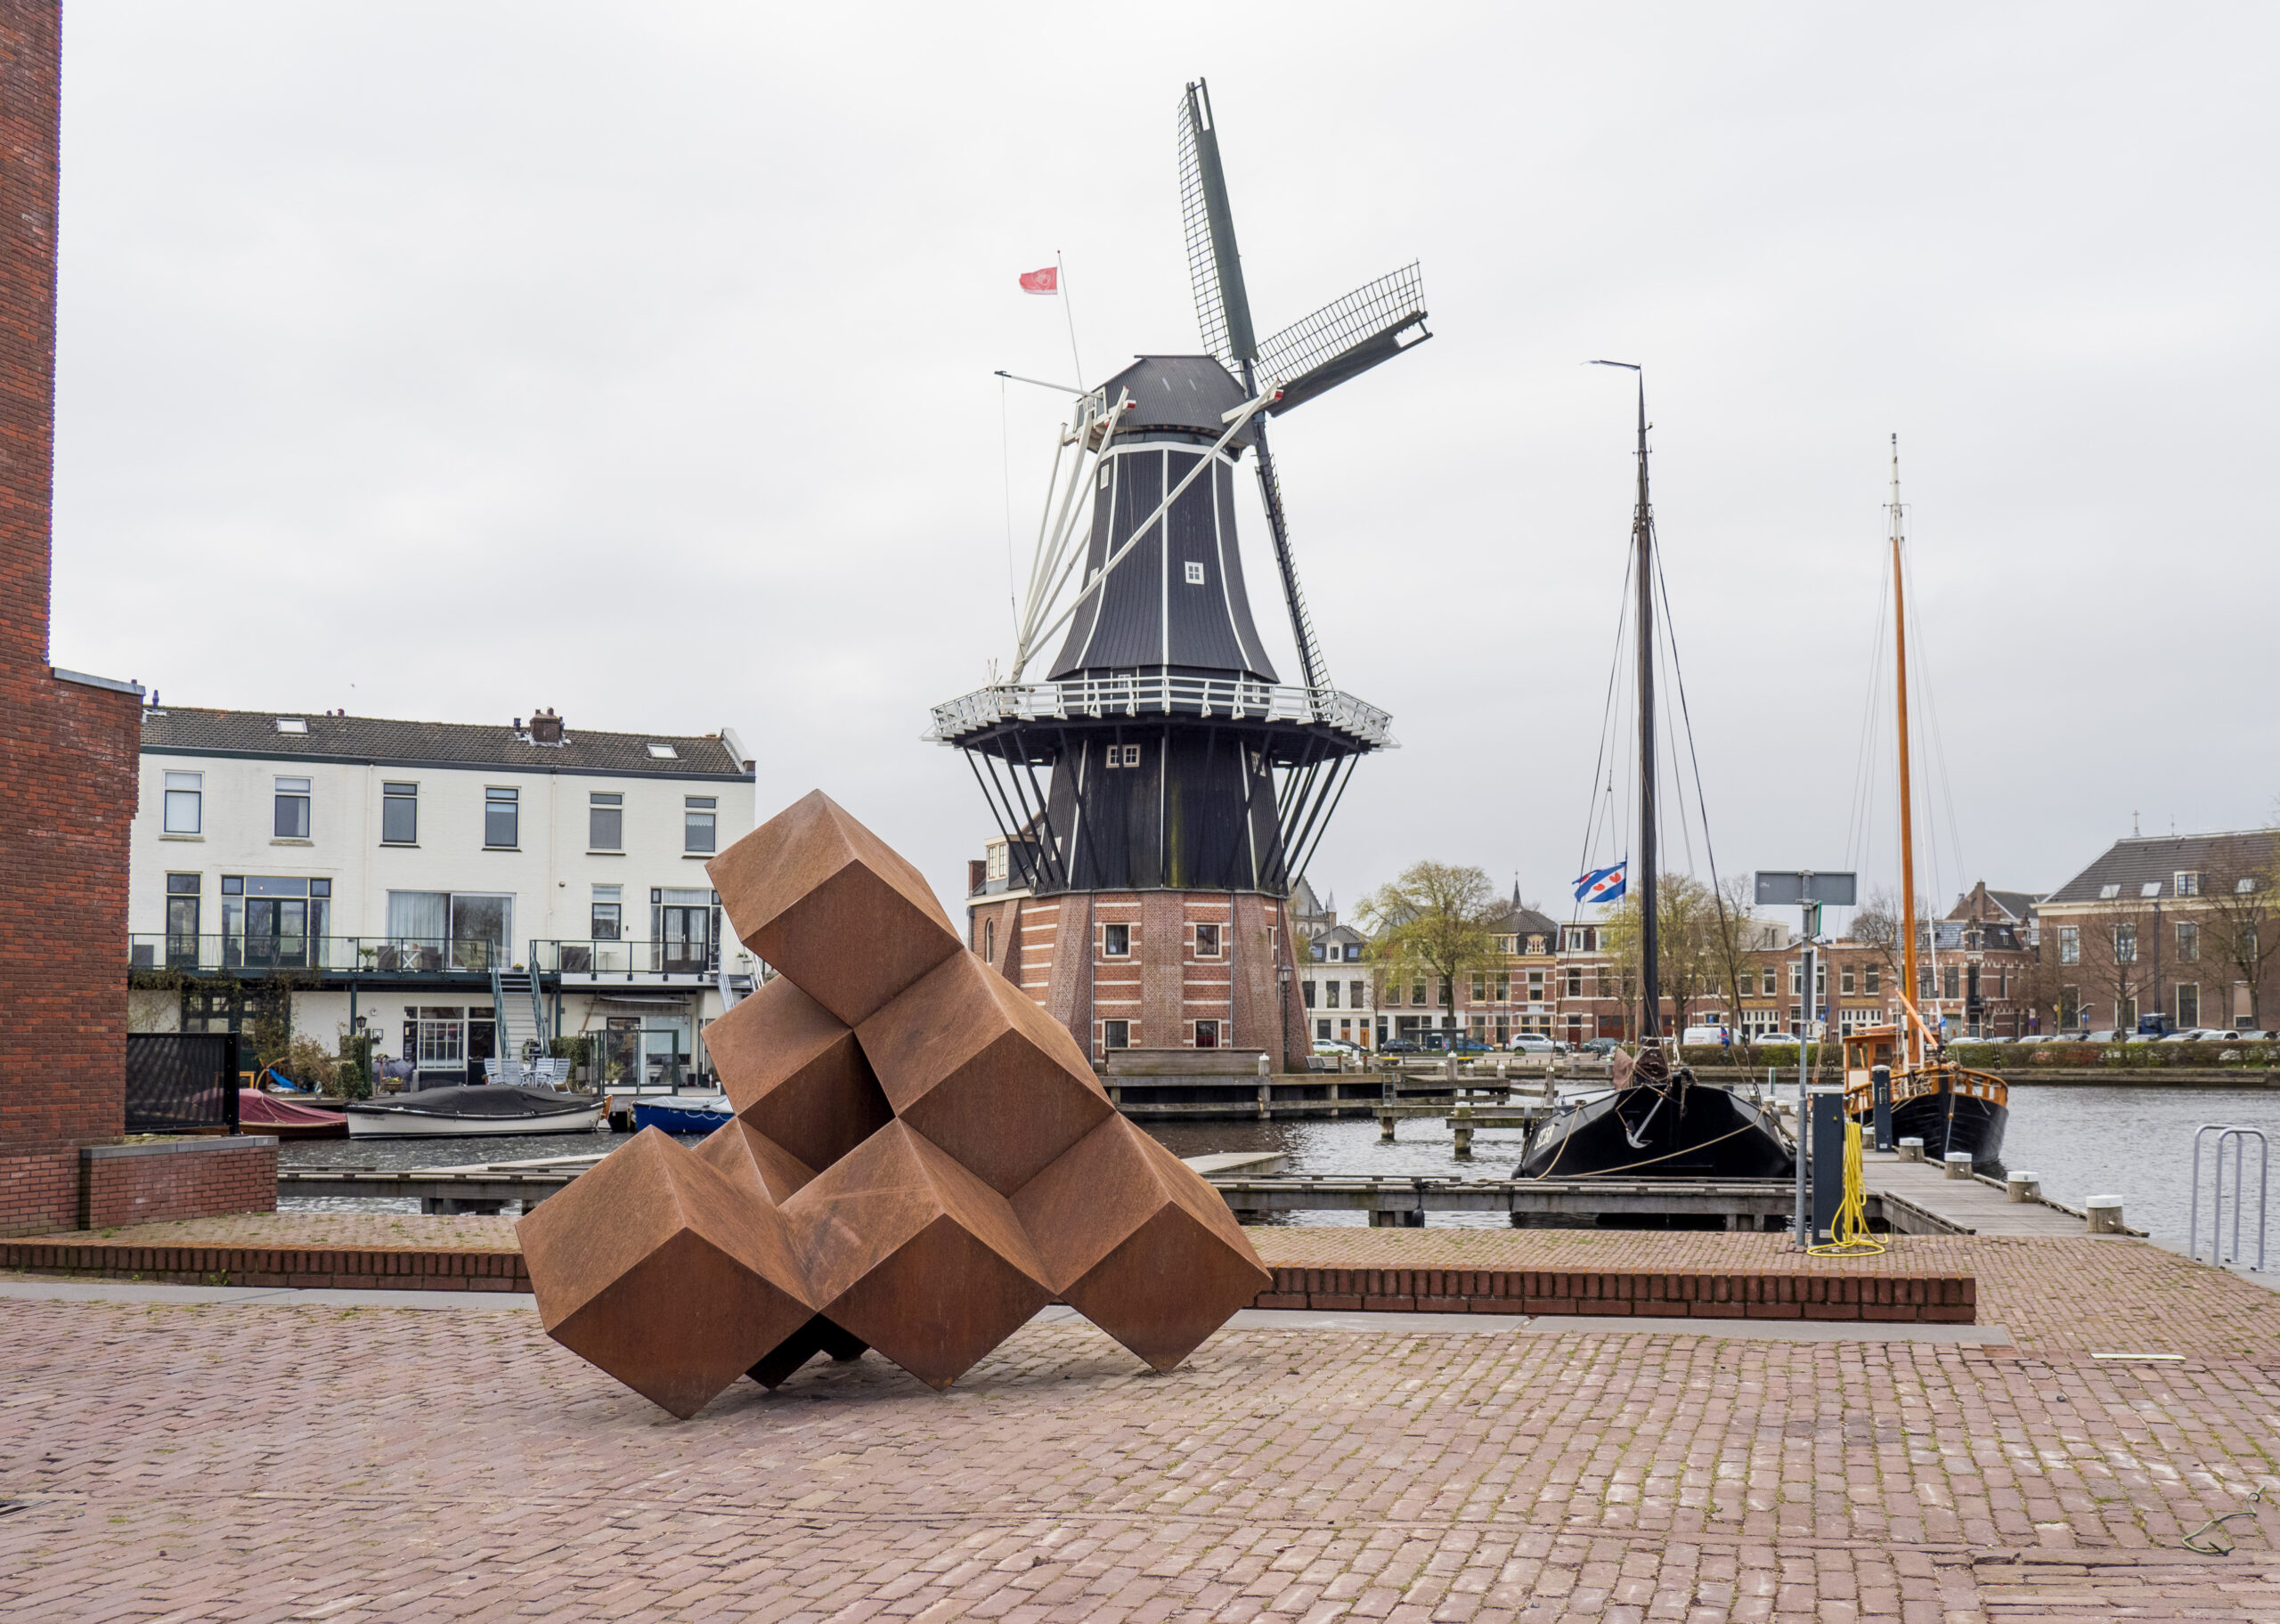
[1018,266,1058,295]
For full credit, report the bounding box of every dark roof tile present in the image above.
[140,706,750,780]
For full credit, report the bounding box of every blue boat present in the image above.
[631,1093,733,1135]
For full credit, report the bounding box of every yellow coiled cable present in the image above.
[1807,1116,1887,1256]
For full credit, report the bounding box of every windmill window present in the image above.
[1184,561,1205,585]
[1103,923,1130,957]
[1103,1019,1129,1049]
[1194,923,1222,958]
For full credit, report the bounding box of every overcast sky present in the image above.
[48,4,2280,926]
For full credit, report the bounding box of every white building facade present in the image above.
[127,704,757,1088]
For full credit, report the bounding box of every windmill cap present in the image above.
[1095,355,1255,451]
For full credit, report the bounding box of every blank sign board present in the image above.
[1755,871,1858,906]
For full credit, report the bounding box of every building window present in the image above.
[591,885,622,940]
[1437,976,1451,1007]
[485,786,519,849]
[163,770,203,834]
[273,776,311,839]
[2114,922,2137,963]
[1103,1019,1129,1050]
[1184,560,1206,584]
[2177,922,2198,962]
[165,873,200,962]
[2058,926,2080,964]
[2098,883,2121,899]
[1942,965,1960,999]
[1104,743,1143,768]
[1103,922,1130,956]
[1866,966,1881,995]
[1317,1019,1332,1040]
[1566,967,1584,997]
[1470,972,1485,1002]
[684,796,717,855]
[986,844,1008,883]
[1193,1019,1219,1049]
[2175,872,2201,897]
[982,918,996,962]
[2177,982,2201,1027]
[589,792,623,851]
[381,782,418,844]
[1324,979,1340,1010]
[1302,979,1316,1008]
[1195,922,1221,958]
[1840,968,1855,995]
[1411,980,1426,1006]
[1349,979,1364,1008]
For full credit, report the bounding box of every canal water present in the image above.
[279,1084,2280,1249]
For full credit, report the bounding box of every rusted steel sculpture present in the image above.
[518,791,1272,1417]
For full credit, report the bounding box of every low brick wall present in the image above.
[1250,1266,1975,1322]
[0,1237,529,1291]
[0,1146,81,1237]
[80,1136,278,1229]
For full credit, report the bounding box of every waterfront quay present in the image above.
[5,1219,2280,1622]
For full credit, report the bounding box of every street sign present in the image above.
[1754,870,1858,907]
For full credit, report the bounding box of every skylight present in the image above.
[646,743,677,759]
[2140,881,2162,897]
[2097,883,2120,899]
[274,718,307,734]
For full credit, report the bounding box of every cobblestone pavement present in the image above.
[5,1280,2280,1623]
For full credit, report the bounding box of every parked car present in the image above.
[2083,1029,2119,1043]
[1679,1026,1732,1046]
[1313,1037,1362,1056]
[1508,1035,1566,1055]
[2229,1029,2273,1042]
[1378,1038,1422,1055]
[1576,1037,1621,1057]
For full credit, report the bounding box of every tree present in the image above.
[2195,834,2280,1029]
[1356,863,1500,1033]
[1598,872,1757,1036]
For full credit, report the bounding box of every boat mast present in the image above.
[1634,378,1659,1044]
[1889,434,1919,1069]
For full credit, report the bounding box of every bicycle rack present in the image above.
[2189,1125,2268,1271]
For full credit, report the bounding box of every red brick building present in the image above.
[0,3,149,1235]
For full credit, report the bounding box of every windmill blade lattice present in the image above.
[1254,264,1429,414]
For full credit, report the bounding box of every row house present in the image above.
[2032,831,2279,1032]
[1292,881,1377,1050]
[129,703,758,1086]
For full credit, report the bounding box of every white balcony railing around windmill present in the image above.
[926,675,1397,751]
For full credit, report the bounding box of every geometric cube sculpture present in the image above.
[522,791,1272,1417]
[517,1129,814,1418]
[781,1120,1054,1391]
[856,950,1115,1196]
[692,1116,818,1205]
[706,789,965,1027]
[1014,1114,1274,1369]
[706,975,891,1173]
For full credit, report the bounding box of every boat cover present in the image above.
[350,1084,595,1118]
[237,1091,347,1130]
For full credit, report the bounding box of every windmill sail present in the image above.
[1177,80,1254,369]
[1253,264,1430,414]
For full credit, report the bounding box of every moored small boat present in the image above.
[631,1093,732,1134]
[238,1090,348,1140]
[343,1084,604,1139]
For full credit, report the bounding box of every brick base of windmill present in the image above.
[516,791,1272,1418]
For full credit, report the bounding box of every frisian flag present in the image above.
[1574,862,1626,904]
[1018,266,1058,295]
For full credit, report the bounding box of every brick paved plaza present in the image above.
[4,1226,2280,1622]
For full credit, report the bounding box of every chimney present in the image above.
[530,707,563,744]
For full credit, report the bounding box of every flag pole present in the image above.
[1055,249,1084,385]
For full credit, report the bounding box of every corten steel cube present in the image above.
[707,791,964,1026]
[857,949,1116,1196]
[707,975,892,1173]
[517,1129,814,1418]
[694,1116,818,1205]
[1015,1114,1274,1370]
[781,1120,1054,1390]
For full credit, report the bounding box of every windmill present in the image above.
[931,77,1430,1066]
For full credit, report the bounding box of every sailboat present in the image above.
[1839,438,2009,1165]
[1518,369,1793,1182]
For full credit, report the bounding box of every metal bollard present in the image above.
[1897,1137,1924,1164]
[1453,1102,1473,1159]
[2086,1195,2126,1234]
[1943,1150,1975,1180]
[2006,1171,2040,1204]
[1380,1112,1396,1142]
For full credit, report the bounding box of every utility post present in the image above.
[1755,869,1858,1247]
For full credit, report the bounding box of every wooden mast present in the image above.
[1890,434,1919,1069]
[1633,377,1659,1044]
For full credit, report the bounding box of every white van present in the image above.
[1680,1025,1731,1046]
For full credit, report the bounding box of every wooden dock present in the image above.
[1861,1149,2116,1237]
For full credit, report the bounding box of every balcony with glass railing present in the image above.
[128,933,755,987]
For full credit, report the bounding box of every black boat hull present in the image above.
[1856,1091,2007,1166]
[1519,1083,1795,1181]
